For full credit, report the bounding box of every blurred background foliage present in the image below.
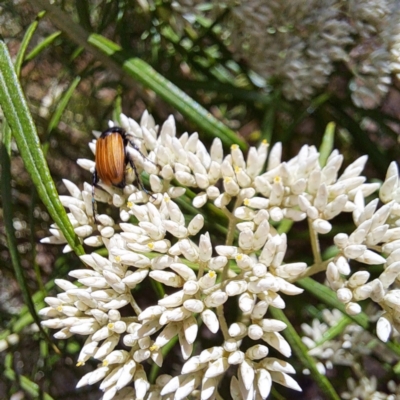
[1,0,400,398]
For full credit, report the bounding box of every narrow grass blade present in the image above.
[14,11,46,75]
[89,33,247,149]
[298,277,369,329]
[0,40,84,256]
[319,122,335,167]
[270,307,341,400]
[47,76,81,133]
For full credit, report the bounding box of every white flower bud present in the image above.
[84,235,103,247]
[345,302,362,315]
[201,309,219,333]
[269,206,284,221]
[260,319,286,332]
[228,350,245,365]
[76,366,109,388]
[348,271,370,288]
[223,177,240,196]
[344,244,366,259]
[170,263,196,281]
[208,256,227,271]
[122,270,149,288]
[198,234,212,262]
[262,331,291,357]
[214,193,231,208]
[159,307,191,325]
[134,367,150,400]
[384,291,400,309]
[251,301,269,319]
[216,245,237,258]
[206,185,220,199]
[239,359,255,390]
[139,305,166,321]
[235,253,254,271]
[246,344,269,360]
[248,324,263,340]
[234,206,256,221]
[244,197,269,209]
[336,256,350,275]
[380,174,398,204]
[179,238,199,262]
[229,322,247,338]
[205,358,229,378]
[223,338,240,353]
[353,284,372,301]
[257,368,272,399]
[149,271,183,288]
[337,288,352,303]
[356,250,386,265]
[192,192,208,208]
[175,171,196,186]
[239,229,253,250]
[158,291,184,308]
[183,280,199,295]
[198,272,216,290]
[225,280,248,296]
[161,164,174,180]
[204,291,228,307]
[183,299,204,313]
[312,219,332,234]
[239,292,255,313]
[252,263,267,277]
[187,214,204,236]
[377,315,392,342]
[183,316,198,345]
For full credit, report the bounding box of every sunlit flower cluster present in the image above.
[41,112,400,399]
[171,0,400,108]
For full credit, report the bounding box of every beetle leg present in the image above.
[92,169,98,218]
[125,146,158,200]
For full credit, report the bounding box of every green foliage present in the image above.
[1,1,400,399]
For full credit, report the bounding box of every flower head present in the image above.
[41,112,400,398]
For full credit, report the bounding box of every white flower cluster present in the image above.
[301,308,399,375]
[171,0,400,108]
[41,112,400,399]
[342,376,400,399]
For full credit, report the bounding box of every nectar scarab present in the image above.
[92,127,149,217]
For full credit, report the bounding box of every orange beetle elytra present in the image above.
[92,127,147,217]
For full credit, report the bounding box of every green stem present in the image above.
[308,217,322,264]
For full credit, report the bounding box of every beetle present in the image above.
[92,126,148,217]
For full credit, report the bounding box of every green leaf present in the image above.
[47,75,81,133]
[0,40,84,256]
[88,34,247,150]
[28,1,247,149]
[270,308,341,400]
[25,31,63,62]
[0,111,55,354]
[3,369,54,400]
[319,122,335,167]
[14,11,46,75]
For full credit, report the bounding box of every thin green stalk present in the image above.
[270,307,340,400]
[308,217,322,264]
